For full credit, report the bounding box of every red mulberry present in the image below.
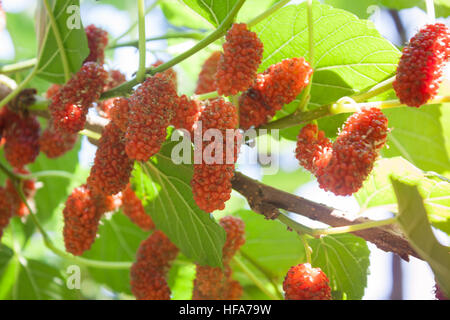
[3,113,40,168]
[193,216,245,300]
[84,24,108,64]
[295,123,332,173]
[216,23,263,96]
[393,23,450,107]
[434,283,448,300]
[0,187,14,240]
[283,263,331,300]
[130,230,179,300]
[63,185,104,255]
[46,84,61,99]
[6,168,36,218]
[172,95,201,135]
[316,107,388,196]
[152,60,178,91]
[195,51,221,95]
[87,122,133,196]
[191,99,239,213]
[39,125,78,159]
[49,62,108,133]
[121,184,155,231]
[239,57,313,129]
[125,76,179,161]
[108,97,129,132]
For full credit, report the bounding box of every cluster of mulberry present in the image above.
[87,122,133,196]
[130,230,179,300]
[195,51,221,95]
[191,99,240,213]
[49,62,107,133]
[283,263,331,300]
[63,184,118,256]
[239,57,313,129]
[121,184,155,231]
[125,75,179,161]
[295,107,388,196]
[393,23,450,107]
[84,24,108,64]
[216,23,264,96]
[193,216,245,300]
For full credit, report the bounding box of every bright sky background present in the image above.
[1,0,449,300]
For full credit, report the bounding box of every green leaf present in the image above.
[134,142,226,267]
[0,255,78,300]
[382,105,450,173]
[379,0,422,10]
[310,233,370,300]
[83,213,148,295]
[391,177,450,298]
[35,0,89,83]
[161,0,213,29]
[236,210,305,278]
[356,157,450,234]
[181,0,240,27]
[0,244,13,273]
[5,12,37,61]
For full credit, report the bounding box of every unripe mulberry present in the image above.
[295,123,332,173]
[39,125,78,159]
[216,23,263,96]
[125,76,179,161]
[191,99,239,213]
[108,97,129,132]
[239,57,313,129]
[63,185,102,256]
[316,107,388,196]
[193,216,245,300]
[121,184,155,231]
[130,231,179,300]
[0,187,13,240]
[195,51,221,95]
[97,70,127,117]
[393,23,450,107]
[49,62,108,133]
[87,122,133,196]
[84,24,108,64]
[283,263,331,300]
[6,168,36,218]
[172,95,201,135]
[3,113,40,168]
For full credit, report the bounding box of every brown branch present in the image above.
[231,172,418,261]
[30,110,418,261]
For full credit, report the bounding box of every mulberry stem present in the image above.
[136,0,147,83]
[247,0,291,28]
[311,217,398,237]
[0,58,37,75]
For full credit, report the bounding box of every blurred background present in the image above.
[0,0,448,300]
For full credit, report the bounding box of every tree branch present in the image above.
[231,172,418,261]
